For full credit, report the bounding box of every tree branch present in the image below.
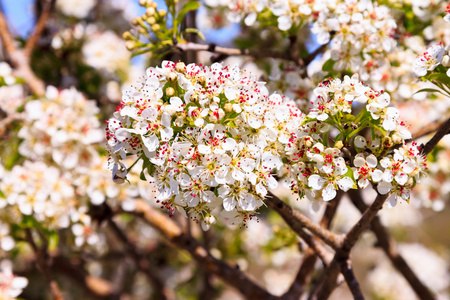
[25,229,63,300]
[266,191,343,250]
[283,193,343,299]
[24,0,56,57]
[317,192,388,299]
[347,189,435,300]
[419,117,450,156]
[0,9,45,96]
[106,217,174,300]
[133,199,281,300]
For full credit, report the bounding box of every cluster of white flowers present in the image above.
[0,260,28,299]
[205,0,322,30]
[0,62,24,115]
[0,161,96,234]
[106,61,305,226]
[18,86,103,169]
[56,0,96,19]
[283,75,426,209]
[82,30,130,74]
[413,43,446,77]
[314,0,397,76]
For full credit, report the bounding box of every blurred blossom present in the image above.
[82,30,130,74]
[56,0,96,19]
[368,243,450,299]
[0,260,28,299]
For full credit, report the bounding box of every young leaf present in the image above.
[176,1,201,24]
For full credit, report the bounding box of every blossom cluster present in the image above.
[0,260,28,300]
[18,86,103,169]
[0,62,24,115]
[283,75,426,209]
[107,62,428,222]
[106,61,306,226]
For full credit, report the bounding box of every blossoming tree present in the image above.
[0,0,449,299]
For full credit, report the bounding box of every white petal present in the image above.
[377,181,392,195]
[354,136,367,148]
[337,177,354,192]
[308,174,326,190]
[322,184,337,201]
[142,134,159,152]
[387,194,397,208]
[223,196,236,211]
[366,155,377,168]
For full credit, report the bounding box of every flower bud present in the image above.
[204,215,216,225]
[176,62,186,73]
[167,72,177,83]
[198,75,206,85]
[147,16,156,25]
[392,133,402,144]
[158,9,166,17]
[190,93,199,102]
[122,31,133,40]
[132,17,140,26]
[141,14,148,21]
[138,27,147,34]
[125,41,136,51]
[382,136,392,147]
[224,103,233,113]
[150,1,157,8]
[334,140,344,149]
[146,7,156,15]
[151,24,161,32]
[166,87,175,97]
[139,0,147,6]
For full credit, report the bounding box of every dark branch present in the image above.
[419,117,450,156]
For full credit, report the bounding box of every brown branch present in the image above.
[266,191,343,250]
[176,40,327,67]
[51,255,119,299]
[419,117,450,156]
[317,192,388,299]
[283,193,343,299]
[133,199,281,300]
[339,258,364,300]
[0,9,45,96]
[25,229,64,300]
[106,217,174,300]
[348,189,435,300]
[411,119,447,140]
[24,0,56,57]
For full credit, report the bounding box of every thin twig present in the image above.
[411,119,447,140]
[348,189,435,300]
[133,199,281,300]
[25,229,64,300]
[24,0,56,57]
[266,191,343,250]
[283,193,343,299]
[106,217,174,300]
[0,9,45,96]
[317,192,389,299]
[339,258,364,300]
[419,117,450,156]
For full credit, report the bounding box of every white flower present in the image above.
[413,44,445,77]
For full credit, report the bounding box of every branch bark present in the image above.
[0,9,45,96]
[317,192,388,299]
[106,217,175,300]
[283,193,343,299]
[24,0,56,57]
[266,191,343,251]
[347,189,435,300]
[133,199,281,300]
[419,117,450,156]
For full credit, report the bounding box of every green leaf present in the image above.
[414,88,450,97]
[183,28,205,41]
[322,59,336,72]
[47,231,59,251]
[176,1,201,24]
